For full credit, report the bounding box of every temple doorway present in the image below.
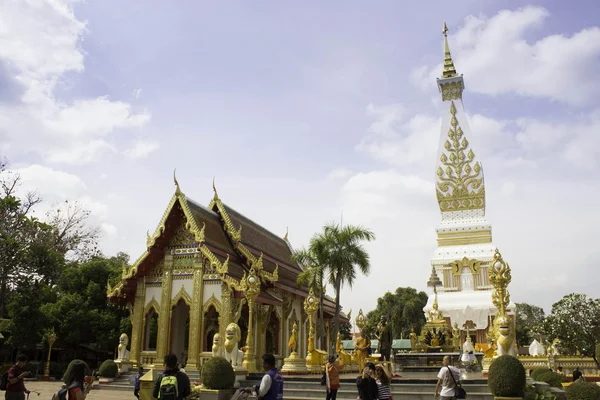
[203,305,219,352]
[144,309,159,351]
[238,304,249,348]
[265,309,280,355]
[170,300,190,365]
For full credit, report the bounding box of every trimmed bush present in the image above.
[488,355,526,397]
[98,359,119,378]
[200,357,235,390]
[537,371,565,388]
[531,367,551,381]
[566,380,600,400]
[61,360,91,383]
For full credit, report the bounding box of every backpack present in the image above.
[51,382,79,400]
[159,374,179,400]
[0,371,8,391]
[320,371,326,386]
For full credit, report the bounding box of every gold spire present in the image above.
[173,169,182,196]
[212,176,219,200]
[442,21,458,78]
[283,226,289,241]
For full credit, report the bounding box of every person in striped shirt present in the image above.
[374,364,392,400]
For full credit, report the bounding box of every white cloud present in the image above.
[327,167,353,181]
[15,164,86,196]
[0,0,151,164]
[124,138,160,159]
[412,6,600,106]
[133,88,143,100]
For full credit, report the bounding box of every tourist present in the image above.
[134,366,144,398]
[325,355,343,400]
[5,354,30,400]
[244,354,284,400]
[356,362,378,400]
[374,364,392,400]
[152,353,191,400]
[572,367,583,382]
[434,356,460,400]
[63,362,92,400]
[557,366,565,377]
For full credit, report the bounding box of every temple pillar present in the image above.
[186,255,204,370]
[156,254,174,364]
[130,278,146,366]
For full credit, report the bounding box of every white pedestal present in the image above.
[232,367,248,388]
[115,360,134,374]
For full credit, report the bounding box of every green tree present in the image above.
[322,223,375,352]
[515,302,545,346]
[5,279,57,349]
[543,293,600,368]
[339,319,352,340]
[364,287,428,340]
[41,254,129,350]
[292,236,328,348]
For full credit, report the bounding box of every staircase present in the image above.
[240,378,495,400]
[94,369,200,392]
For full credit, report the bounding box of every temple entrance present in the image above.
[238,304,249,348]
[203,305,219,352]
[460,267,474,291]
[144,310,159,351]
[170,300,190,366]
[265,309,280,355]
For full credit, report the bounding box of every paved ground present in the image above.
[24,381,134,400]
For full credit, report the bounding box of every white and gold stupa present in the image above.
[423,23,514,345]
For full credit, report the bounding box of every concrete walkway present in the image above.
[24,381,135,400]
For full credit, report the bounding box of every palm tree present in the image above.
[291,234,329,349]
[323,222,375,352]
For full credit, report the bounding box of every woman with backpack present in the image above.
[54,362,91,400]
[325,355,343,400]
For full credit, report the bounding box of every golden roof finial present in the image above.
[442,21,458,78]
[212,176,219,200]
[283,226,289,241]
[174,169,182,196]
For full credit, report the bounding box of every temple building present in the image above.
[107,176,338,371]
[423,23,515,345]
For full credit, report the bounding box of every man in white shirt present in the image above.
[434,356,460,400]
[243,354,283,400]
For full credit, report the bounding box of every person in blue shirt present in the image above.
[134,366,144,398]
[243,354,283,400]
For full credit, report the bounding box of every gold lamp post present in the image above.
[240,267,261,373]
[303,288,319,371]
[44,331,57,381]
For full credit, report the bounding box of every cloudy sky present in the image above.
[1,0,599,320]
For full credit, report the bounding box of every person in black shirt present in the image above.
[152,353,191,400]
[572,367,583,382]
[356,362,378,400]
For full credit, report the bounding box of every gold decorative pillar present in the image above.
[130,278,146,366]
[186,255,204,370]
[43,330,56,380]
[156,254,174,364]
[304,288,319,371]
[241,268,261,373]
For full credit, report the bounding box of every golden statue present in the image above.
[336,332,342,355]
[288,322,298,355]
[409,328,417,351]
[354,330,370,371]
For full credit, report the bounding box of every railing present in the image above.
[140,351,157,366]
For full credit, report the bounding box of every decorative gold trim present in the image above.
[436,101,485,212]
[203,293,221,313]
[171,285,192,307]
[448,257,482,276]
[144,296,160,315]
[437,229,492,246]
[440,81,463,101]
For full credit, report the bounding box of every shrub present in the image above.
[488,355,526,397]
[61,360,91,383]
[98,359,119,378]
[537,371,565,388]
[566,381,600,400]
[200,357,235,390]
[531,367,551,381]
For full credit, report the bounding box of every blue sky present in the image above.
[1,1,600,321]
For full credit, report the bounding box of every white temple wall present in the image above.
[145,286,162,308]
[202,281,221,303]
[171,277,193,300]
